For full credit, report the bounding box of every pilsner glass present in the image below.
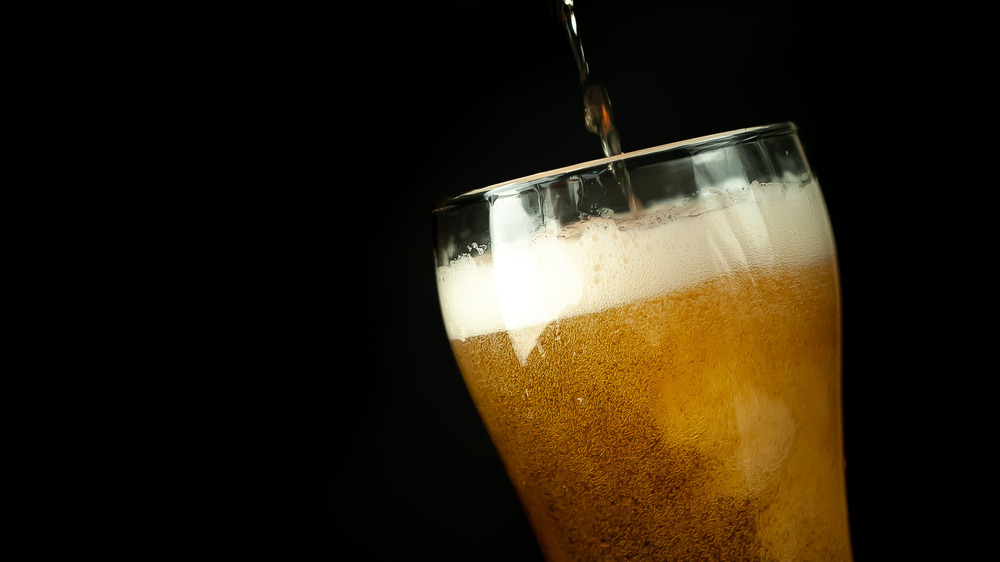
[432,123,851,560]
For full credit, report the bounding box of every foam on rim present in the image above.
[436,180,835,362]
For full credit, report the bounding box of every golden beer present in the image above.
[434,125,852,560]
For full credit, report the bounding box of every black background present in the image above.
[259,0,886,559]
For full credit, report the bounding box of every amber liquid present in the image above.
[450,260,851,560]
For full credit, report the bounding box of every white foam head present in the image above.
[436,181,835,362]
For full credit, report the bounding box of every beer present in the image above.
[436,177,851,560]
[552,0,641,219]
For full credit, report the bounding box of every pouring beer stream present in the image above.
[553,0,642,218]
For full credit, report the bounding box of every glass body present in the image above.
[432,123,851,560]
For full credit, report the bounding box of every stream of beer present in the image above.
[553,0,642,218]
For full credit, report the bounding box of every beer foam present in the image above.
[437,181,835,360]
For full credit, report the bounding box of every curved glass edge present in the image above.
[432,122,798,213]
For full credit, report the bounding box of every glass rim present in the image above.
[433,121,798,212]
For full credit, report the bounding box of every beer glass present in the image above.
[432,123,851,560]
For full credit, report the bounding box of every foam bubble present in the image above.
[436,181,835,353]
